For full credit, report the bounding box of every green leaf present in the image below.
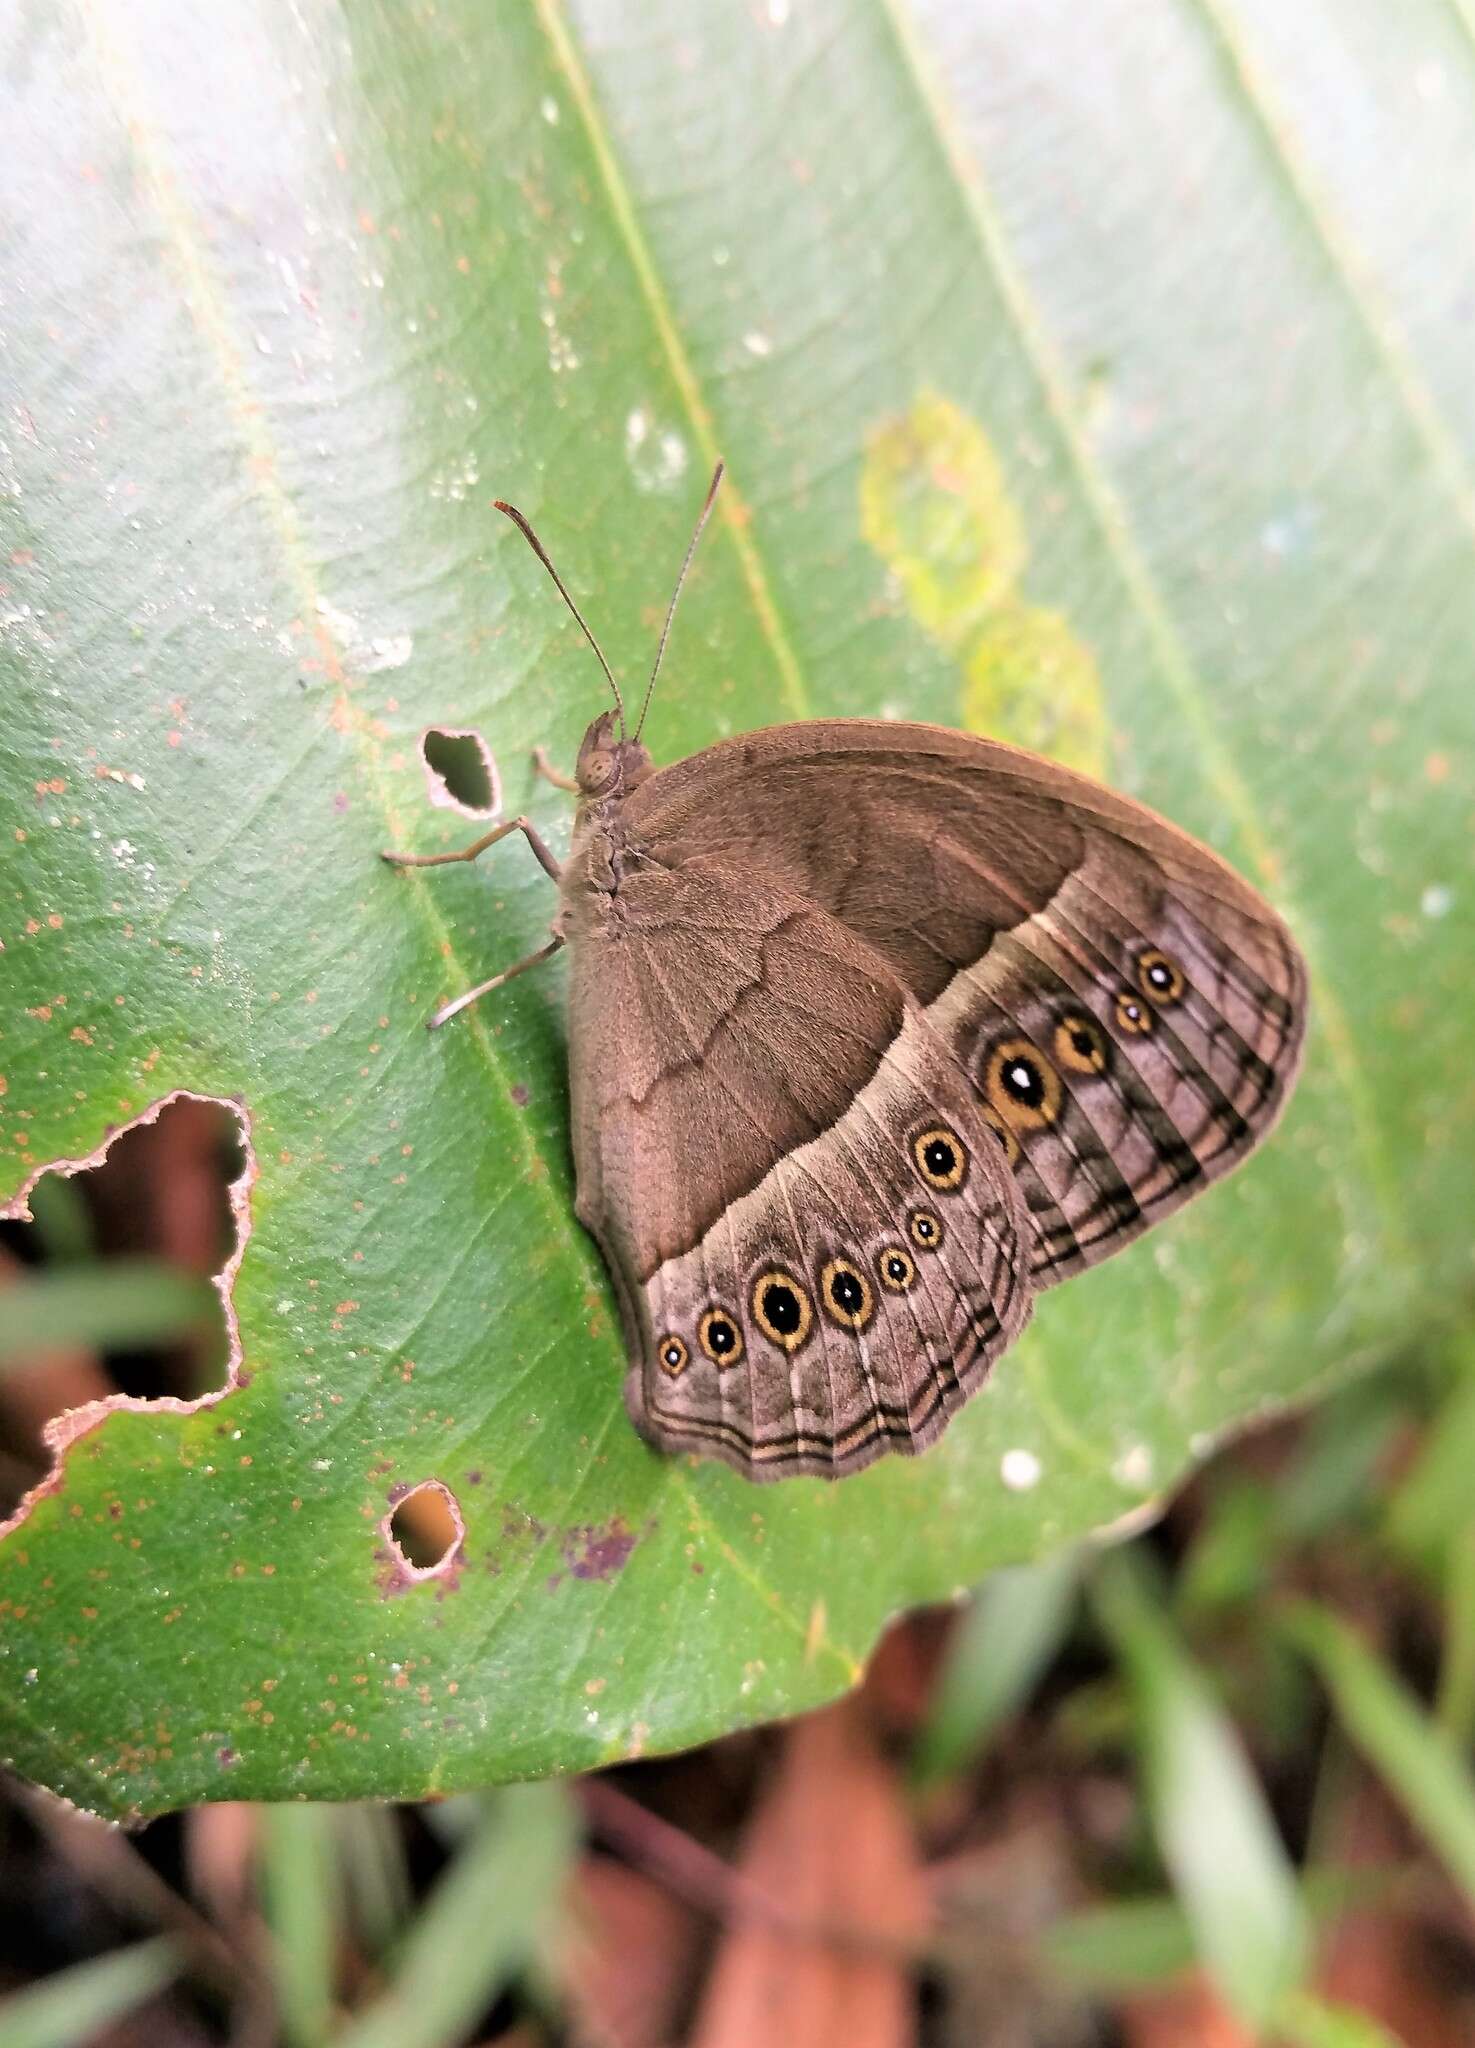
[1283,1600,1475,1906]
[911,1549,1078,1788]
[0,1940,181,2048]
[1095,1552,1309,2028]
[0,1262,217,1371]
[1,0,1470,1812]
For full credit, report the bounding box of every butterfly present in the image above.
[385,468,1306,1482]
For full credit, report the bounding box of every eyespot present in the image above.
[1114,990,1154,1036]
[820,1256,874,1332]
[657,1334,690,1378]
[908,1209,944,1251]
[1137,947,1186,1004]
[1053,1011,1110,1076]
[876,1244,917,1292]
[912,1124,968,1191]
[698,1307,744,1368]
[984,1036,1063,1131]
[981,1106,1023,1168]
[751,1269,814,1353]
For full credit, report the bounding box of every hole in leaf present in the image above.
[0,1095,248,1519]
[386,1481,464,1574]
[419,726,501,818]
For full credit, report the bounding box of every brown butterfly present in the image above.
[385,469,1306,1482]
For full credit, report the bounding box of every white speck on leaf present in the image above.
[1113,1443,1153,1489]
[1000,1448,1042,1491]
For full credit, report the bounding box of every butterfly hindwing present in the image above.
[564,852,1032,1480]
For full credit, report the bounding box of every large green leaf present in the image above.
[1,0,1468,1816]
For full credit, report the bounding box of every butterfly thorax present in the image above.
[564,710,657,903]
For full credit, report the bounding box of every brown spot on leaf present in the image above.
[560,1515,638,1583]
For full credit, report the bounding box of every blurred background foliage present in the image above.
[4,0,1475,2040]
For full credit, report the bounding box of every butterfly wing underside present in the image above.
[619,721,1308,1295]
[564,853,1033,1480]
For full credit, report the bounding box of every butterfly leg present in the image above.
[426,934,565,1030]
[380,813,563,883]
[531,746,579,793]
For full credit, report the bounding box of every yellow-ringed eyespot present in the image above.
[1053,1011,1110,1075]
[1114,990,1154,1036]
[1137,947,1186,1004]
[909,1209,945,1252]
[981,1105,1023,1168]
[657,1334,689,1378]
[912,1124,968,1191]
[751,1269,814,1353]
[876,1244,917,1292]
[984,1036,1063,1131]
[820,1256,875,1332]
[698,1307,744,1368]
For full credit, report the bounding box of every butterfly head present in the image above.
[575,710,653,803]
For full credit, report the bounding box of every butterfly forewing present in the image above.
[617,722,1307,1298]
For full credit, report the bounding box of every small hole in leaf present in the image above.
[0,1095,247,1518]
[387,1481,463,1573]
[419,727,500,818]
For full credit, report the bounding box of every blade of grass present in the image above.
[336,1783,576,2048]
[910,1550,1078,1789]
[261,1805,342,2048]
[334,1805,414,1959]
[0,1261,216,1369]
[1282,1599,1475,1906]
[0,1938,181,2048]
[1273,1987,1405,2048]
[1043,1865,1394,1997]
[1093,1549,1308,2030]
[22,1175,95,1263]
[1385,1354,1475,1573]
[1436,1524,1475,1747]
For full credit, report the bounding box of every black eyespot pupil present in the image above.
[1147,961,1172,990]
[708,1319,735,1354]
[886,1256,907,1280]
[830,1272,863,1313]
[1002,1057,1044,1107]
[762,1285,802,1335]
[923,1139,955,1177]
[1070,1025,1096,1058]
[664,1345,680,1363]
[916,1218,935,1240]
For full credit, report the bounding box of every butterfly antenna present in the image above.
[493,498,626,738]
[633,460,724,742]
